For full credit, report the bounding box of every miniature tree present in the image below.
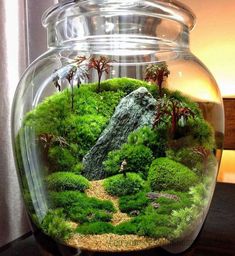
[53,74,61,92]
[52,56,89,111]
[88,56,112,92]
[72,56,89,88]
[153,96,194,138]
[144,63,170,97]
[39,133,69,153]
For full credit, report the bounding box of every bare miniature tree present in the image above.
[52,56,89,111]
[144,63,170,97]
[38,133,69,153]
[88,56,112,92]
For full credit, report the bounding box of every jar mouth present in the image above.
[42,0,196,30]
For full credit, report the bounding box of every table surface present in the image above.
[0,182,235,256]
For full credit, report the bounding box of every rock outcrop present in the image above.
[83,87,157,180]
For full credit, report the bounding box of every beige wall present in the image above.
[181,1,235,183]
[182,0,235,97]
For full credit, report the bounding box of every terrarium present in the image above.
[12,0,224,255]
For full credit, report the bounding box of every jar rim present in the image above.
[42,0,196,30]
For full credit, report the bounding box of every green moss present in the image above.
[189,117,215,149]
[41,209,73,241]
[76,222,114,235]
[166,148,206,175]
[50,191,85,208]
[125,207,174,238]
[155,191,193,215]
[119,191,150,213]
[127,126,167,158]
[63,114,107,157]
[148,158,199,192]
[104,144,153,178]
[114,221,138,235]
[104,173,145,196]
[48,146,77,172]
[94,77,157,96]
[68,206,113,223]
[46,172,90,192]
[50,191,116,224]
[50,191,115,212]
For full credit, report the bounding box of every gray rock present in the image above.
[83,87,157,180]
[151,202,160,209]
[130,210,140,216]
[147,192,179,201]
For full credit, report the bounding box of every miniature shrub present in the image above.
[188,117,215,149]
[114,221,138,235]
[48,146,76,172]
[104,173,145,196]
[127,126,167,158]
[119,191,150,213]
[166,148,203,175]
[104,144,153,178]
[76,222,114,235]
[71,162,84,175]
[46,172,90,192]
[148,158,199,192]
[41,209,73,241]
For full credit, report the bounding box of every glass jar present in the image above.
[12,0,224,255]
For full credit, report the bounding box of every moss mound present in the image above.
[46,172,90,192]
[104,173,145,196]
[148,158,199,192]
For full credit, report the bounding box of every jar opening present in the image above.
[42,0,195,30]
[42,0,195,49]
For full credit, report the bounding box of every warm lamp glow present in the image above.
[181,0,235,97]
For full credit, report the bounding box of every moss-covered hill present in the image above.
[21,77,217,245]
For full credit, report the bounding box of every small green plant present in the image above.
[76,222,114,235]
[144,63,170,97]
[148,158,199,192]
[104,144,153,178]
[104,173,145,196]
[41,209,73,241]
[46,172,90,192]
